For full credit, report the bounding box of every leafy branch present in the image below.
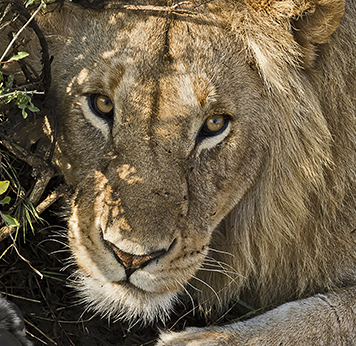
[0,0,70,244]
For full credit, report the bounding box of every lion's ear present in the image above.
[292,0,345,62]
[245,0,345,65]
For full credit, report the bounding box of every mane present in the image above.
[11,0,356,318]
[194,0,356,312]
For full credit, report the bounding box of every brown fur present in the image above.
[2,0,356,343]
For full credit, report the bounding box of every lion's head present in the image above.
[5,0,356,324]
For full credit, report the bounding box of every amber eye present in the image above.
[199,114,230,138]
[88,94,114,121]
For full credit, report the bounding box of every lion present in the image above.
[1,0,356,344]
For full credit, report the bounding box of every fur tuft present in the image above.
[68,270,179,324]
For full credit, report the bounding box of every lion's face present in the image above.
[44,4,269,321]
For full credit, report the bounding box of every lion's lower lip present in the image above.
[115,280,143,291]
[114,277,178,296]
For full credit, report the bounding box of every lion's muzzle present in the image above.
[104,238,177,278]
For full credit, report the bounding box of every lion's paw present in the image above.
[156,327,231,346]
[0,296,33,346]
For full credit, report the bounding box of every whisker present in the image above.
[198,268,240,285]
[61,263,76,271]
[207,247,235,257]
[48,233,68,239]
[181,269,203,293]
[127,316,141,330]
[175,279,196,316]
[61,257,77,271]
[39,225,68,233]
[204,256,244,277]
[201,263,241,276]
[49,249,71,256]
[77,305,93,323]
[185,280,203,293]
[38,238,69,247]
[191,275,221,306]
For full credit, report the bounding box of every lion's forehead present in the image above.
[56,15,247,144]
[59,12,240,94]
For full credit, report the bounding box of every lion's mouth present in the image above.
[104,238,178,279]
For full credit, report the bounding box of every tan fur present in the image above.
[3,0,356,343]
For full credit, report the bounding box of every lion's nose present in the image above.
[105,240,175,278]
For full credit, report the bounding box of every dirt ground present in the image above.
[0,202,250,346]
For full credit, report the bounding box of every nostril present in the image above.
[104,240,175,277]
[113,244,164,268]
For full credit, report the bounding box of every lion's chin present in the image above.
[70,269,179,324]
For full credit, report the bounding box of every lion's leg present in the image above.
[157,286,356,346]
[0,296,33,346]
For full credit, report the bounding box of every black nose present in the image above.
[105,240,168,278]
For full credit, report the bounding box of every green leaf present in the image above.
[27,103,40,112]
[2,214,19,227]
[0,181,10,195]
[21,108,28,118]
[1,196,11,204]
[25,0,36,6]
[4,74,14,91]
[9,52,29,61]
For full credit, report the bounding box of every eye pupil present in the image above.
[88,94,114,121]
[207,115,224,132]
[96,95,113,114]
[199,114,230,139]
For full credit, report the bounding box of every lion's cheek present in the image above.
[70,239,127,283]
[72,250,120,282]
[68,207,127,282]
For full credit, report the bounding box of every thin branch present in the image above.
[35,184,73,215]
[0,214,42,278]
[0,2,43,63]
[13,244,43,279]
[0,3,18,32]
[24,319,58,345]
[105,3,196,15]
[0,225,16,242]
[0,139,55,206]
[77,0,198,15]
[12,0,52,93]
[0,90,45,99]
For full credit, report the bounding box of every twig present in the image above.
[0,226,16,242]
[0,292,41,304]
[0,3,11,23]
[0,139,55,207]
[105,3,196,15]
[78,1,198,15]
[12,0,52,93]
[0,219,44,280]
[12,243,43,278]
[24,331,48,345]
[0,2,43,63]
[24,318,58,345]
[35,184,73,215]
[0,90,45,99]
[0,243,15,259]
[34,276,76,346]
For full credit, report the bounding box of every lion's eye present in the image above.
[88,94,114,121]
[199,114,230,138]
